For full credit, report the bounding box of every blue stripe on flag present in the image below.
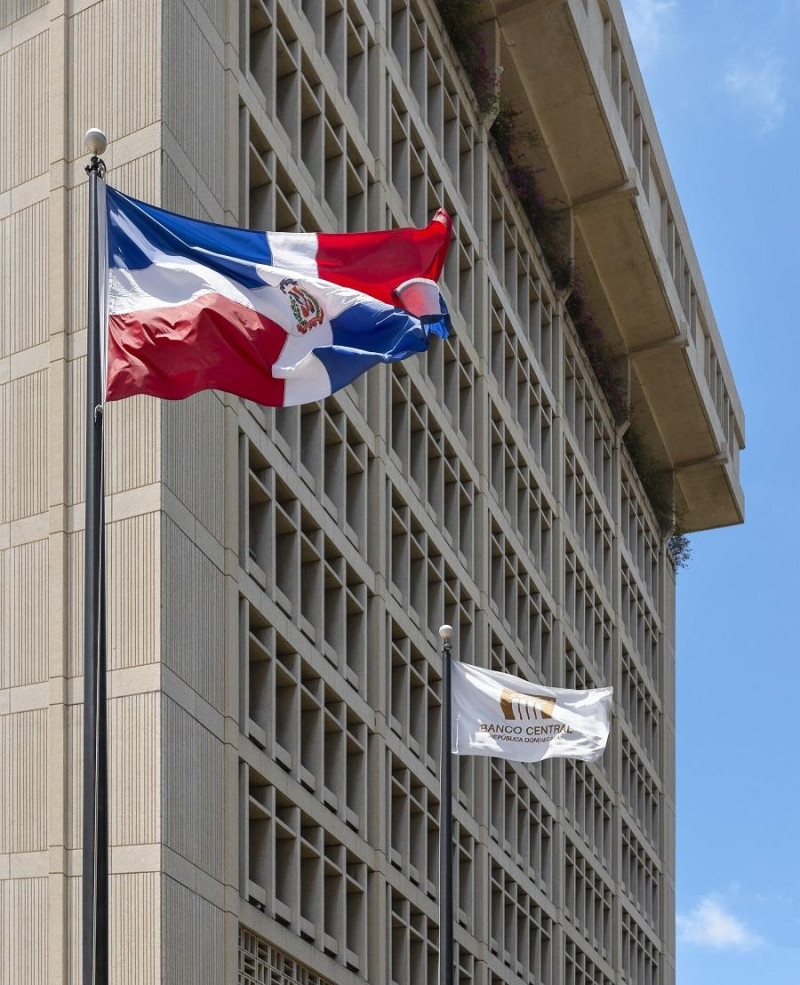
[106,188,272,290]
[319,301,450,393]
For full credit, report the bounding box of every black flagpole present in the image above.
[438,624,454,985]
[82,128,109,985]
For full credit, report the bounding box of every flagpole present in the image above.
[438,624,454,985]
[83,128,109,985]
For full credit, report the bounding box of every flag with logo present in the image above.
[451,663,612,763]
[102,186,452,406]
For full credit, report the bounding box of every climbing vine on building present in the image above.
[436,0,688,562]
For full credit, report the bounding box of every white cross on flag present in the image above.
[451,663,612,763]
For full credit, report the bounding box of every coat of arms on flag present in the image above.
[279,278,324,335]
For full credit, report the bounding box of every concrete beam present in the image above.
[627,332,688,357]
[569,177,638,215]
[673,452,727,473]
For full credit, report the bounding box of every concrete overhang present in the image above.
[490,0,745,532]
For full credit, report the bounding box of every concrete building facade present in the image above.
[0,1,744,984]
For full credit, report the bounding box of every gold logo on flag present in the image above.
[499,688,556,721]
[280,278,324,335]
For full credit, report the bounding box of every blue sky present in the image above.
[619,1,800,981]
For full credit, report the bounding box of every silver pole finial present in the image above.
[84,128,107,156]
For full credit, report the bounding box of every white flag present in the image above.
[451,663,612,763]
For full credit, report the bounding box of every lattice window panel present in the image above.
[564,644,600,692]
[297,0,373,126]
[389,752,440,897]
[246,113,323,232]
[435,63,479,218]
[620,464,661,601]
[241,428,372,674]
[388,482,433,627]
[274,496,367,683]
[385,79,479,334]
[440,208,478,339]
[490,519,554,670]
[240,624,368,830]
[489,759,554,893]
[389,889,439,985]
[455,944,477,985]
[298,401,371,548]
[489,860,553,983]
[415,420,476,571]
[621,562,660,688]
[621,822,660,929]
[388,83,430,222]
[240,777,368,971]
[454,818,477,934]
[564,549,613,683]
[620,646,660,766]
[564,839,613,961]
[601,12,653,199]
[239,927,335,985]
[621,909,660,985]
[563,339,614,502]
[242,412,371,568]
[490,288,554,479]
[487,166,557,388]
[424,330,477,457]
[565,448,614,597]
[489,403,555,586]
[564,939,613,985]
[388,481,476,644]
[388,0,480,215]
[388,623,441,768]
[564,760,612,865]
[268,368,370,458]
[244,3,376,228]
[241,436,272,589]
[454,741,478,818]
[389,365,436,499]
[621,732,660,852]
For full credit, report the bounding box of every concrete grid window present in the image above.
[620,646,660,765]
[241,765,369,970]
[489,861,553,983]
[488,758,554,891]
[620,910,659,985]
[564,759,613,865]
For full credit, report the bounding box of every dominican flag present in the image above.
[103,186,452,406]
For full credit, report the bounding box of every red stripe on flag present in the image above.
[316,209,452,307]
[106,294,288,405]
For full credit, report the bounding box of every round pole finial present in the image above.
[84,128,108,156]
[439,625,454,641]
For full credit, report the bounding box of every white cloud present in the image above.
[724,56,787,132]
[678,895,764,951]
[620,0,678,65]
